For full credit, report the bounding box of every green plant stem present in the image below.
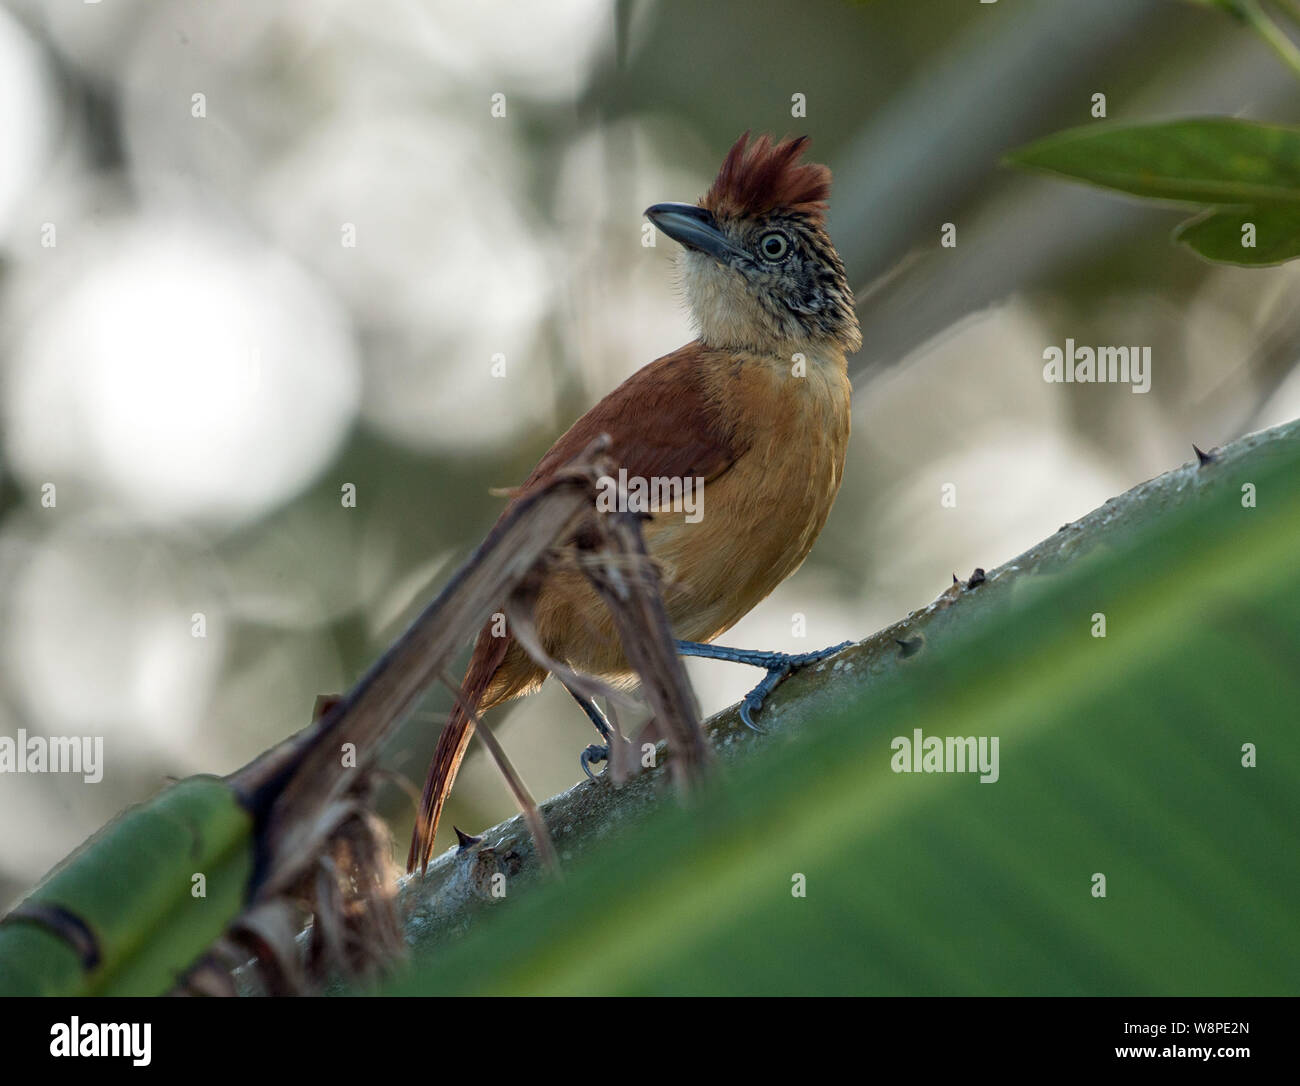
[1271,0,1300,32]
[1240,0,1300,83]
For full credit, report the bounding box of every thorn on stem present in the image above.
[896,636,923,659]
[454,826,483,853]
[312,694,342,722]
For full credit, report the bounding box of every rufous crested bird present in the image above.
[408,132,861,873]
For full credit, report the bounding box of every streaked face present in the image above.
[660,206,860,353]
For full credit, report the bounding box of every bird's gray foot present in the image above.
[674,639,853,731]
[564,681,614,780]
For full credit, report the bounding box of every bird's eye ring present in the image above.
[758,231,790,261]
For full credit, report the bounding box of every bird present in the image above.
[408,132,861,874]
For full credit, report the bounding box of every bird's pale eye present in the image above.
[758,231,790,262]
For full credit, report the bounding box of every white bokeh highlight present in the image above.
[5,218,359,523]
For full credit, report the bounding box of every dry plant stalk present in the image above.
[189,437,710,993]
[578,510,711,791]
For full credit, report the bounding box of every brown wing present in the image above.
[512,341,742,503]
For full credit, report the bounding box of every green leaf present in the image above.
[1005,118,1300,206]
[1174,205,1300,265]
[377,422,1300,996]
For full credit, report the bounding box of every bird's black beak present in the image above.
[644,203,744,263]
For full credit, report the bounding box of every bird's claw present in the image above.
[580,743,608,780]
[739,693,768,733]
[736,640,853,732]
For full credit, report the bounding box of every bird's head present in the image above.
[646,133,861,356]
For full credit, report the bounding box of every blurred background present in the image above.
[2,0,1299,911]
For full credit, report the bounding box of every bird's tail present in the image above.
[407,624,512,874]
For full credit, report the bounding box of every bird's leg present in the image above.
[674,640,853,732]
[563,682,614,780]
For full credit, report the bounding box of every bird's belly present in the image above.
[530,431,846,681]
[652,435,844,642]
[525,355,850,685]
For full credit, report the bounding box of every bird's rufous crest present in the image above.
[702,132,831,223]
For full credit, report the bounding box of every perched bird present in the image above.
[409,132,861,873]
